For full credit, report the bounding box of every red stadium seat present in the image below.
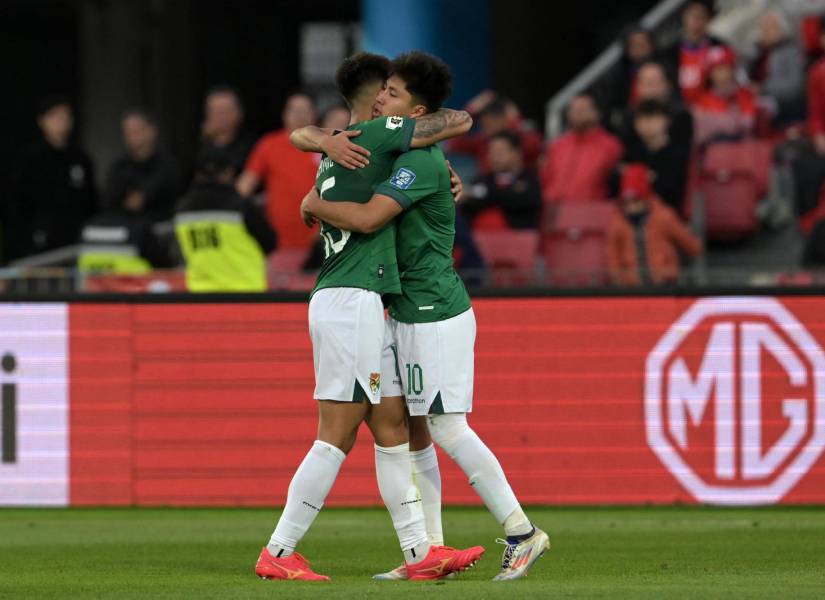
[698,142,768,241]
[473,229,539,286]
[541,201,616,286]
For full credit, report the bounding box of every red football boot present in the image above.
[405,544,485,581]
[255,547,330,581]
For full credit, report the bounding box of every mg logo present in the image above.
[645,297,825,505]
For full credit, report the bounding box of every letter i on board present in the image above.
[2,353,16,463]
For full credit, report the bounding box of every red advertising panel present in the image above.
[59,296,825,507]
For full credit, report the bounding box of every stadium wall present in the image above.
[1,292,825,507]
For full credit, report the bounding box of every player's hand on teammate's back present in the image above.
[300,189,320,227]
[319,130,371,170]
[447,161,463,201]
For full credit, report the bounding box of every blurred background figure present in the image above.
[622,99,690,216]
[176,146,277,292]
[541,93,622,204]
[598,27,660,127]
[747,10,805,127]
[619,62,694,152]
[200,86,256,177]
[6,96,97,260]
[663,0,725,105]
[104,108,183,221]
[237,92,319,254]
[459,131,542,231]
[693,45,756,147]
[607,163,701,286]
[448,91,542,175]
[321,104,351,131]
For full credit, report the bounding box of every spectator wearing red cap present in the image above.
[693,45,757,147]
[541,93,623,203]
[662,1,725,105]
[607,163,702,286]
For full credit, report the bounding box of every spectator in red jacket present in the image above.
[808,16,825,156]
[607,163,702,286]
[693,45,757,147]
[540,93,623,203]
[447,91,542,175]
[662,0,725,105]
[236,92,319,251]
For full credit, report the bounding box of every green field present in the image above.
[1,506,824,599]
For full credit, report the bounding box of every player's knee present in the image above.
[369,416,408,447]
[427,413,472,457]
[317,423,359,455]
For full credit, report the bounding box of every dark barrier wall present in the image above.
[1,294,824,506]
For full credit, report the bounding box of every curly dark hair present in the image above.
[335,52,391,107]
[390,51,453,113]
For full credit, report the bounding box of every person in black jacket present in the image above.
[104,108,182,221]
[6,96,97,260]
[459,131,542,230]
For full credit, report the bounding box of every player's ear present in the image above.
[409,105,427,119]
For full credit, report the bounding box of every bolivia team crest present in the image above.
[369,372,381,393]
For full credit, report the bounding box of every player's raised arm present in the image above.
[410,108,473,148]
[289,126,371,169]
[302,188,401,234]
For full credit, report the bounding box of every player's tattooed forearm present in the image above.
[412,109,471,139]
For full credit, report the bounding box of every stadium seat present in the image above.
[473,229,539,286]
[541,201,616,286]
[698,142,766,241]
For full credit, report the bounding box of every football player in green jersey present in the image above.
[255,53,484,582]
[301,51,550,581]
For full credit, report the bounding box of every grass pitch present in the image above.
[1,506,824,599]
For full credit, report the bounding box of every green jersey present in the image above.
[312,115,416,297]
[375,145,471,323]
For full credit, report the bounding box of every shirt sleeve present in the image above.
[244,137,270,178]
[359,116,416,154]
[374,151,439,210]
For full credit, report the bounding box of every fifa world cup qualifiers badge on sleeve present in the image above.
[386,116,404,130]
[391,168,416,190]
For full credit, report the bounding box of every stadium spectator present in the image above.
[541,93,622,203]
[199,86,256,176]
[459,131,542,230]
[618,61,694,153]
[77,209,171,275]
[747,10,806,126]
[598,27,660,124]
[607,163,701,286]
[622,99,691,215]
[662,0,725,105]
[693,46,757,147]
[447,91,542,174]
[6,96,97,260]
[321,104,351,131]
[807,17,825,156]
[176,146,277,292]
[237,92,319,251]
[803,217,825,267]
[104,108,183,221]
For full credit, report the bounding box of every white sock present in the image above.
[374,443,430,563]
[428,414,528,531]
[503,506,533,538]
[410,444,444,545]
[267,440,345,557]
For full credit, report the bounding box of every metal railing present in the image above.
[544,0,690,139]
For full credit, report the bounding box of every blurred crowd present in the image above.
[9,0,825,290]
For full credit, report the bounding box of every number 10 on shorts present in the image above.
[405,363,423,395]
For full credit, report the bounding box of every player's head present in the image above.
[335,52,392,113]
[375,51,452,118]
